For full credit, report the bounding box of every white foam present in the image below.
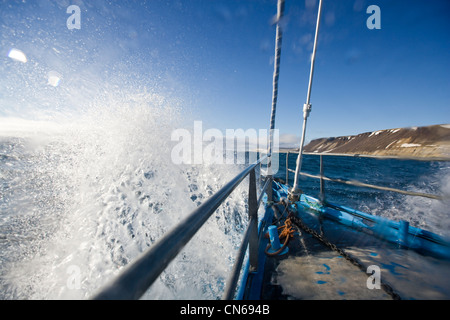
[1,94,247,300]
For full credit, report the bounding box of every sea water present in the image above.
[0,102,252,300]
[1,114,449,300]
[275,153,450,300]
[277,153,450,238]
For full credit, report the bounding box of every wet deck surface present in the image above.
[261,223,390,300]
[259,205,450,300]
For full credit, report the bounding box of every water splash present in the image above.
[364,162,450,238]
[0,92,249,300]
[0,0,253,300]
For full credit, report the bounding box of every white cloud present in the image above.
[279,134,300,148]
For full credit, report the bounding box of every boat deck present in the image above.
[247,200,450,300]
[259,206,391,300]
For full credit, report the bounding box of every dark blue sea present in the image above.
[274,153,450,237]
[269,153,450,299]
[1,131,449,299]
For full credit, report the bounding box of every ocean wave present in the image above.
[0,93,248,300]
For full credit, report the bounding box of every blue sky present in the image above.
[1,0,449,145]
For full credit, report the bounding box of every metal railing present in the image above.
[92,155,271,300]
[286,152,447,201]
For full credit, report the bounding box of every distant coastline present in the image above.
[269,150,450,161]
[271,124,450,161]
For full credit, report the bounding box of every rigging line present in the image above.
[288,168,446,201]
[290,0,323,199]
[268,0,285,165]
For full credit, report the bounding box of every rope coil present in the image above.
[264,217,295,256]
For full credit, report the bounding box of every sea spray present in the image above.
[372,161,450,238]
[0,92,250,299]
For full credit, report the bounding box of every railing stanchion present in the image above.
[92,156,268,300]
[248,168,259,273]
[286,152,290,186]
[319,154,325,203]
